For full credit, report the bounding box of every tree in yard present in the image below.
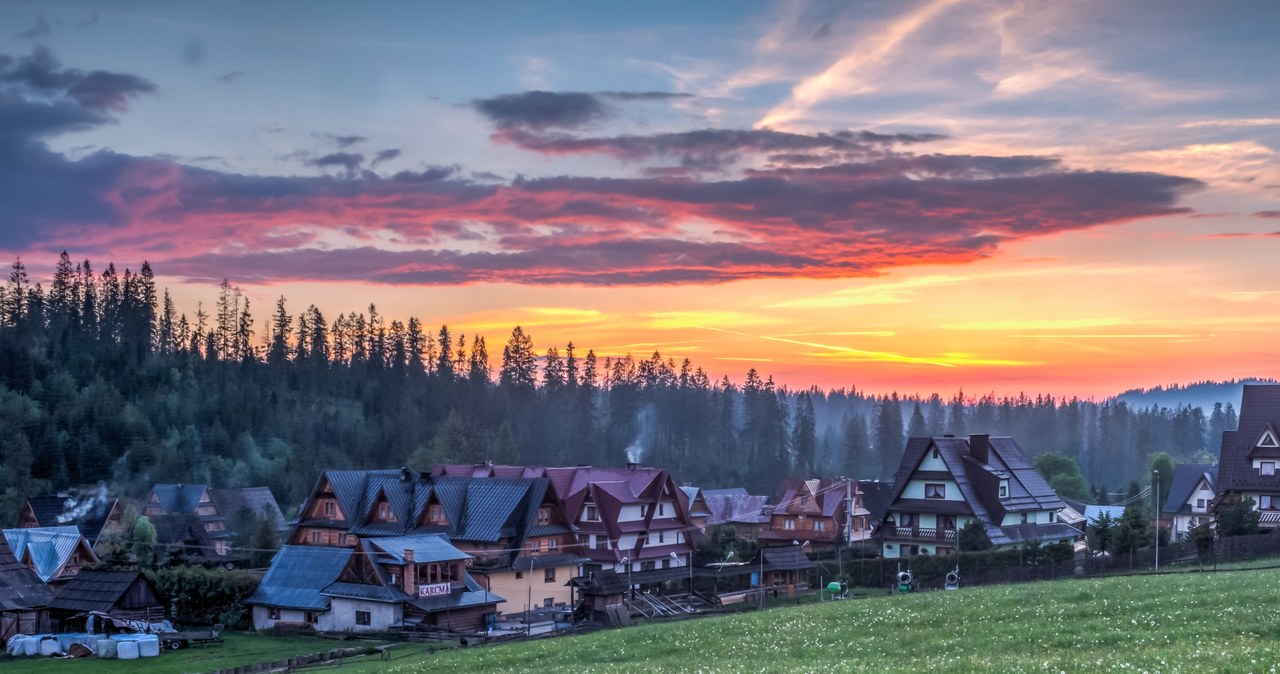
[958,520,993,551]
[1150,452,1175,508]
[132,515,157,567]
[1033,453,1091,502]
[1088,512,1114,553]
[1217,495,1261,537]
[1189,521,1215,567]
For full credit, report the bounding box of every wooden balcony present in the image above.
[892,527,958,541]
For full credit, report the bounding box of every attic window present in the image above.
[925,483,945,500]
[1259,429,1280,448]
[999,481,1009,499]
[932,448,940,459]
[427,504,446,524]
[324,501,335,516]
[585,505,599,522]
[378,502,392,520]
[1262,462,1276,477]
[536,507,552,525]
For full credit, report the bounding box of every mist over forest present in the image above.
[0,255,1252,525]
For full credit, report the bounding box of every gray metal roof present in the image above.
[1164,464,1217,515]
[0,535,53,611]
[244,546,352,610]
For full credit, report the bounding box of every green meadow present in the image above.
[371,569,1280,674]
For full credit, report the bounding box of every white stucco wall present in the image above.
[328,597,401,632]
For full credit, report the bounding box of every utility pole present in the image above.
[1154,469,1160,572]
[842,477,853,579]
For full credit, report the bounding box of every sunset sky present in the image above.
[2,1,1278,398]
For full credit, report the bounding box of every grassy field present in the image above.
[360,568,1280,674]
[0,633,352,674]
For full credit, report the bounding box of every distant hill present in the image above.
[1114,378,1278,411]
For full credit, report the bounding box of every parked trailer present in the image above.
[158,625,223,650]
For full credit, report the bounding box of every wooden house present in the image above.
[0,535,52,644]
[144,484,285,563]
[754,546,816,596]
[760,478,870,551]
[436,463,698,590]
[289,468,585,612]
[1163,464,1217,540]
[47,570,166,632]
[2,526,98,584]
[702,488,770,541]
[876,434,1078,557]
[17,487,126,555]
[1214,385,1280,529]
[568,569,629,626]
[247,535,503,634]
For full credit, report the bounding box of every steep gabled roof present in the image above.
[148,484,211,514]
[25,490,119,545]
[1164,464,1218,515]
[878,435,1068,547]
[2,526,95,582]
[211,487,287,531]
[0,535,53,611]
[244,546,352,610]
[704,492,769,525]
[1218,385,1280,493]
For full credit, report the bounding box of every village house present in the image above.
[16,487,126,555]
[246,534,503,633]
[701,488,771,542]
[1214,385,1280,529]
[0,535,53,644]
[434,463,697,591]
[1,526,98,584]
[876,434,1078,557]
[143,483,287,564]
[1163,463,1217,540]
[759,477,870,551]
[288,467,584,612]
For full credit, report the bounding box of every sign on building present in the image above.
[418,582,451,598]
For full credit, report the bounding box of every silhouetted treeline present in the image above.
[0,255,1238,525]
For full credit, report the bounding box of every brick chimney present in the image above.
[969,434,990,465]
[403,548,416,596]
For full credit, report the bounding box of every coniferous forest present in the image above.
[0,254,1244,524]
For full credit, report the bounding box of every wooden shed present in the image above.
[48,570,166,632]
[0,536,52,643]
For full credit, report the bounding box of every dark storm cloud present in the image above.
[473,90,609,130]
[307,152,365,172]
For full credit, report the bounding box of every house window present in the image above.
[925,483,945,499]
[932,448,939,459]
[1196,498,1206,510]
[215,540,229,556]
[268,607,280,620]
[1049,511,1056,523]
[311,530,322,544]
[663,558,670,569]
[899,513,914,527]
[515,571,524,579]
[379,502,392,520]
[324,501,335,516]
[339,534,349,546]
[939,515,956,530]
[544,598,554,607]
[548,538,558,551]
[1020,512,1029,524]
[785,518,796,530]
[536,507,551,525]
[1263,462,1276,477]
[585,505,599,522]
[641,561,655,571]
[1261,495,1275,510]
[641,505,650,518]
[305,611,318,624]
[427,504,446,524]
[999,482,1009,499]
[355,610,371,626]
[813,520,825,531]
[544,568,556,583]
[658,503,666,516]
[658,531,665,544]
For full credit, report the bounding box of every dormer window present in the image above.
[1262,462,1276,477]
[427,503,446,524]
[999,481,1009,499]
[378,502,392,520]
[932,448,940,459]
[925,483,945,499]
[585,505,599,522]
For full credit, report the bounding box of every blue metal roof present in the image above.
[2,526,89,582]
[365,534,471,565]
[244,546,351,610]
